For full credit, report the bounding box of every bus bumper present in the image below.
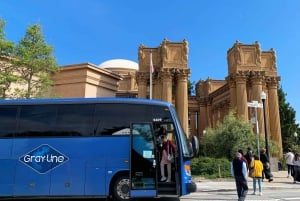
[186,181,197,193]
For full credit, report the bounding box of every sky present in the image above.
[1,0,300,121]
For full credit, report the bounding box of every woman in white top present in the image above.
[285,148,295,178]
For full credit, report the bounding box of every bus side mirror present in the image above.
[191,136,199,157]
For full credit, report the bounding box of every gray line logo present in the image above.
[19,144,69,174]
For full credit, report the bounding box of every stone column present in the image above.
[199,100,208,137]
[175,69,189,136]
[268,77,283,157]
[226,75,237,110]
[189,111,197,137]
[235,72,248,120]
[250,72,264,138]
[207,98,213,128]
[130,72,135,91]
[161,69,173,103]
[153,77,162,100]
[136,73,148,98]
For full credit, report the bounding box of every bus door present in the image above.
[130,122,157,198]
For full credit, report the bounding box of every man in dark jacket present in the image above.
[260,148,273,182]
[245,147,253,165]
[231,152,248,201]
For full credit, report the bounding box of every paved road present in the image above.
[180,170,300,200]
[11,171,297,201]
[193,170,297,192]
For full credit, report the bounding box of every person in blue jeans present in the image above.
[249,154,264,196]
[231,152,248,201]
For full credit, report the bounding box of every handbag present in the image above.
[249,167,255,178]
[167,153,174,163]
[264,162,270,170]
[249,162,255,178]
[167,141,174,163]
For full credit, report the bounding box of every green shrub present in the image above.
[191,157,231,179]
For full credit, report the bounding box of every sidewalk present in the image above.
[194,170,299,192]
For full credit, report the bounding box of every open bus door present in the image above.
[130,122,157,199]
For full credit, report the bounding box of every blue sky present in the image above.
[1,0,300,121]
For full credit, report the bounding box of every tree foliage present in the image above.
[200,110,281,159]
[188,80,195,95]
[13,24,58,98]
[200,111,256,160]
[278,85,299,152]
[0,18,19,99]
[0,18,14,56]
[0,18,59,99]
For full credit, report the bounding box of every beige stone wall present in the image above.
[51,63,121,98]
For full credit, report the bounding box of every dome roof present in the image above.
[98,59,139,70]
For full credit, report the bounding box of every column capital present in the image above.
[236,71,248,83]
[135,72,148,84]
[160,68,174,79]
[266,76,281,89]
[175,68,190,80]
[249,71,265,85]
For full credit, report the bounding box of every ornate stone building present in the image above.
[136,39,190,135]
[189,41,282,157]
[50,39,282,157]
[131,39,282,157]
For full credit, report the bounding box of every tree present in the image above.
[188,80,195,95]
[0,17,19,99]
[278,85,299,152]
[200,111,256,160]
[13,24,58,98]
[200,110,279,160]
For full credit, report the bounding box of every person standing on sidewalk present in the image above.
[292,153,300,183]
[285,148,295,178]
[231,152,248,201]
[238,149,249,169]
[245,147,253,167]
[249,154,264,196]
[260,148,273,182]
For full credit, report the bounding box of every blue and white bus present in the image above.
[0,97,199,201]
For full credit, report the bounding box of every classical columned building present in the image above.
[136,39,190,135]
[48,39,283,157]
[194,41,282,157]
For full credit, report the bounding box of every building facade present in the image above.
[50,40,282,157]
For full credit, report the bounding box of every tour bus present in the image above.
[0,97,199,201]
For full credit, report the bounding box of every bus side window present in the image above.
[0,106,18,137]
[94,103,152,136]
[17,105,57,137]
[56,104,94,136]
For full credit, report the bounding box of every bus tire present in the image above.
[112,175,130,201]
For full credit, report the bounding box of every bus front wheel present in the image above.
[112,175,130,201]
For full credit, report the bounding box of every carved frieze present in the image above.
[160,38,188,68]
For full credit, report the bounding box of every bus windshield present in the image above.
[169,105,192,157]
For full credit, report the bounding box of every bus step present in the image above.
[158,181,176,194]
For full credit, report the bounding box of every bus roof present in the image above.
[0,97,173,107]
